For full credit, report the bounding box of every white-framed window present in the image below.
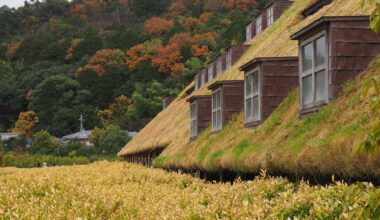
[226,49,232,69]
[190,102,197,138]
[212,89,222,131]
[208,64,214,81]
[216,58,222,75]
[267,6,274,26]
[245,70,260,123]
[300,33,327,108]
[194,74,199,90]
[256,15,262,34]
[246,23,252,41]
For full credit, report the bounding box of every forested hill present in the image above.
[0,0,268,137]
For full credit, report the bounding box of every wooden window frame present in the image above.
[244,68,261,123]
[246,23,252,41]
[190,102,197,138]
[212,88,223,132]
[299,31,329,109]
[256,15,262,34]
[267,6,274,26]
[194,74,199,90]
[226,49,232,69]
[208,64,214,81]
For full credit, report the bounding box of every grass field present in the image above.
[0,162,379,219]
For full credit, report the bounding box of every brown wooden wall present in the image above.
[163,97,176,109]
[123,148,164,167]
[231,45,250,65]
[208,62,216,78]
[273,1,292,21]
[195,96,212,137]
[260,60,299,121]
[221,82,244,125]
[218,54,226,73]
[329,20,380,98]
[260,11,268,32]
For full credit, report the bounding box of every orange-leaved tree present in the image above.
[12,111,39,138]
[152,43,184,75]
[76,49,125,77]
[126,39,163,71]
[65,38,82,61]
[143,17,174,35]
[168,0,187,16]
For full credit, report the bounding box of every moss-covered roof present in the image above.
[119,0,375,179]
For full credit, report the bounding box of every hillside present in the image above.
[118,0,380,180]
[0,161,379,219]
[0,0,264,137]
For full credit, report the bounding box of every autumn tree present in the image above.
[98,95,130,128]
[12,111,39,138]
[70,3,87,21]
[152,43,184,75]
[65,38,82,61]
[126,40,163,71]
[76,49,125,77]
[168,0,187,16]
[143,17,173,35]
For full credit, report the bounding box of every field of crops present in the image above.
[0,162,379,219]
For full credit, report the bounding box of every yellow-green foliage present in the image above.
[0,161,379,219]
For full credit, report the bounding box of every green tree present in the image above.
[96,126,130,155]
[73,30,104,61]
[29,130,59,155]
[29,76,99,136]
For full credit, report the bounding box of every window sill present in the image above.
[245,120,261,128]
[300,102,328,118]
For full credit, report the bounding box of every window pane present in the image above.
[253,72,259,95]
[315,36,326,67]
[315,70,326,101]
[246,98,253,121]
[246,25,251,41]
[245,74,253,95]
[302,75,313,105]
[253,96,259,121]
[302,43,313,72]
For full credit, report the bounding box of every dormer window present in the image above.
[246,24,252,41]
[256,15,262,34]
[267,6,274,26]
[301,34,327,108]
[244,70,260,123]
[211,89,222,131]
[226,49,232,68]
[208,64,214,81]
[190,102,197,138]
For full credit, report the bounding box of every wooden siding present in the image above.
[230,45,250,65]
[195,96,212,138]
[163,97,176,109]
[221,82,244,125]
[328,19,380,98]
[260,59,299,121]
[273,1,292,21]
